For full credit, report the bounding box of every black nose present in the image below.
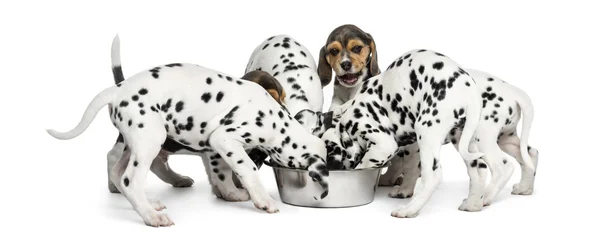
[340,61,352,71]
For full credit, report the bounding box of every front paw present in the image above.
[389,185,413,199]
[172,176,195,188]
[379,174,403,186]
[222,189,251,202]
[391,207,419,218]
[253,197,279,213]
[458,198,483,212]
[511,183,533,195]
[144,212,174,227]
[108,181,120,194]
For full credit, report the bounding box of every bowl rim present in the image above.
[263,159,391,172]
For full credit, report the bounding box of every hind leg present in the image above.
[209,128,278,213]
[205,152,250,202]
[446,129,488,211]
[116,118,174,227]
[498,134,539,195]
[149,150,194,188]
[108,147,166,211]
[107,136,126,193]
[477,128,515,207]
[389,143,421,199]
[391,127,446,218]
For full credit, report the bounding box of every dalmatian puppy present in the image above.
[297,48,533,218]
[317,24,380,111]
[384,69,539,206]
[297,53,538,217]
[46,57,330,227]
[245,35,325,116]
[105,36,287,202]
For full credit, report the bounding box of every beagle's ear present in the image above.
[267,89,282,105]
[317,46,333,87]
[366,33,380,76]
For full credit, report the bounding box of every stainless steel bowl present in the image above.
[264,161,390,208]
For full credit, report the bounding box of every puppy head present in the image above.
[318,24,380,88]
[294,109,336,137]
[241,70,286,105]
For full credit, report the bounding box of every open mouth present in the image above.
[337,72,362,85]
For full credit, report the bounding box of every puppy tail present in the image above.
[513,85,536,171]
[457,82,485,161]
[46,86,118,140]
[111,34,125,84]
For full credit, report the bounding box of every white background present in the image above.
[2,0,598,236]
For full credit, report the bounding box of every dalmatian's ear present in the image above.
[366,33,380,77]
[317,46,333,88]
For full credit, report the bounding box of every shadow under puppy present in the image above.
[297,49,490,218]
[106,36,287,202]
[46,38,330,227]
[317,24,381,111]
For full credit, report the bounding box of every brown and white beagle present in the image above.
[318,24,380,111]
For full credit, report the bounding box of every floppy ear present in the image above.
[366,33,380,76]
[317,46,333,88]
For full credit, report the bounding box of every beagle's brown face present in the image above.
[318,24,380,88]
[241,70,286,105]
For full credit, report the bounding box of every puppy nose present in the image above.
[340,61,352,71]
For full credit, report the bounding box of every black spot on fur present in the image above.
[175,101,184,112]
[432,62,444,70]
[201,93,212,103]
[216,92,224,102]
[139,88,148,95]
[123,177,129,187]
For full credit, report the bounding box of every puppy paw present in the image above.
[379,175,403,187]
[391,207,419,218]
[458,198,483,212]
[172,176,195,188]
[144,212,174,227]
[253,197,279,213]
[222,189,251,202]
[148,199,167,211]
[388,185,413,199]
[483,198,492,207]
[108,182,121,194]
[511,183,533,195]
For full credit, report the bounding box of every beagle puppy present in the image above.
[318,24,380,111]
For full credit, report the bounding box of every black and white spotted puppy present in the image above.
[298,49,490,218]
[245,35,325,116]
[105,36,286,202]
[383,69,539,207]
[46,62,330,227]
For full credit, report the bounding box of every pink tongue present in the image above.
[344,77,357,84]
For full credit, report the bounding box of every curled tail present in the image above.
[111,34,125,84]
[513,86,536,171]
[458,82,485,161]
[46,86,118,140]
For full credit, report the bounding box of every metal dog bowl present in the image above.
[264,160,390,208]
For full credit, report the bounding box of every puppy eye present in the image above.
[352,46,363,54]
[329,48,339,56]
